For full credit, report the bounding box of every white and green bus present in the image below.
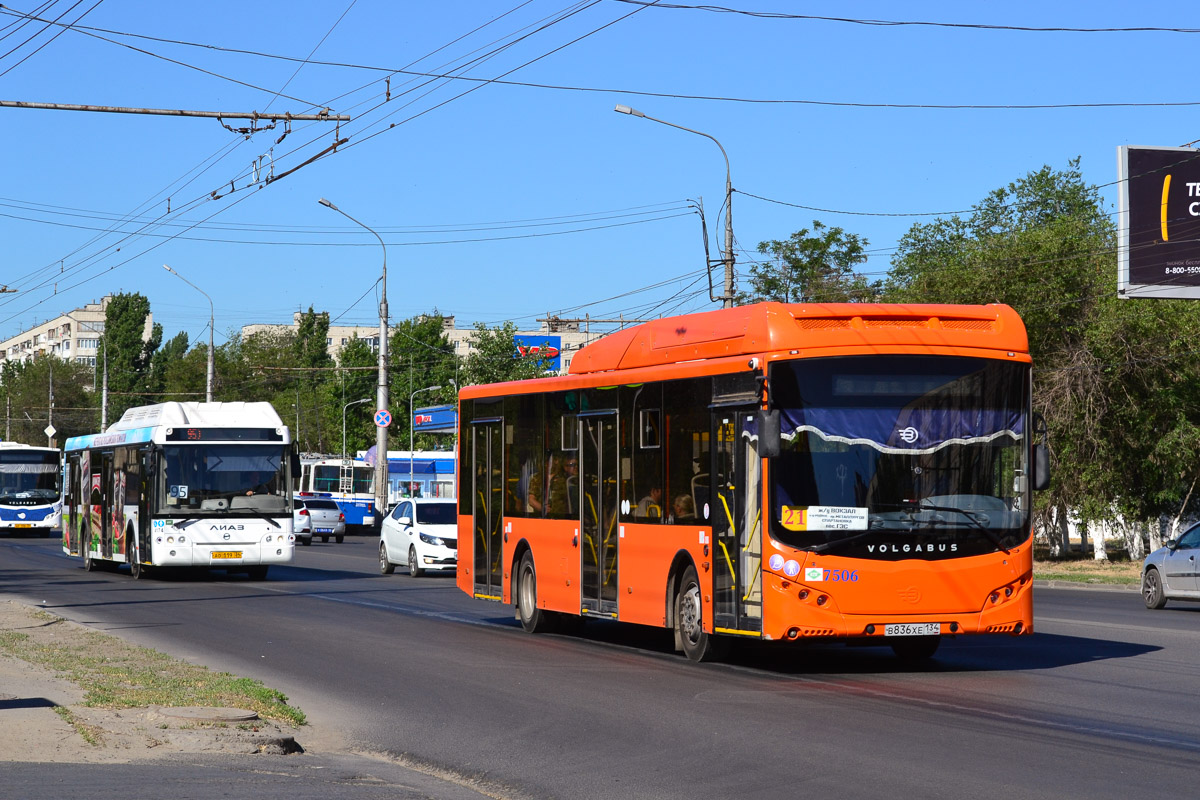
[63,402,298,580]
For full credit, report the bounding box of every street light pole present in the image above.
[319,198,389,522]
[614,104,735,308]
[409,384,442,498]
[342,398,370,463]
[162,264,215,400]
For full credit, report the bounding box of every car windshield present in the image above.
[416,502,456,525]
[764,355,1032,560]
[0,451,60,503]
[158,444,291,515]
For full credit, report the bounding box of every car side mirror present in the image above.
[1165,538,1178,550]
[399,516,413,526]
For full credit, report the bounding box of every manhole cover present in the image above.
[156,706,259,722]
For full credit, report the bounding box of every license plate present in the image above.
[315,528,332,533]
[885,622,940,637]
[211,551,243,559]
[13,523,31,528]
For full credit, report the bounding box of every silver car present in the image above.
[1142,523,1200,608]
[379,498,457,577]
[297,497,346,544]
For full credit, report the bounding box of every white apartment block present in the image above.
[241,313,599,374]
[0,295,154,368]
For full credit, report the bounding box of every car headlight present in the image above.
[419,532,445,547]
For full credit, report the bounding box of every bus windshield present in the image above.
[158,444,291,515]
[0,450,60,503]
[765,355,1031,560]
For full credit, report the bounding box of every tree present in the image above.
[737,221,876,304]
[0,358,97,444]
[882,159,1200,557]
[389,312,459,451]
[460,321,554,387]
[148,331,189,396]
[99,293,161,421]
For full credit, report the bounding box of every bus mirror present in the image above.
[757,409,781,459]
[1032,443,1050,491]
[290,450,301,474]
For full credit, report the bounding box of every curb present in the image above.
[1033,579,1140,593]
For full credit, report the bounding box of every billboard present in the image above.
[1118,145,1200,299]
[513,334,562,372]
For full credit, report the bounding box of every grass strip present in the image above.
[0,614,305,726]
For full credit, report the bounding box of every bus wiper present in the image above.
[913,501,1010,554]
[809,530,879,554]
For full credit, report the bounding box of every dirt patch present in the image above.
[0,600,303,763]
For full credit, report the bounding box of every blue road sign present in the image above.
[374,409,392,428]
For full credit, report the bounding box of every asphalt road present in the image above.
[2,534,1198,800]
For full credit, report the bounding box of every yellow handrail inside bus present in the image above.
[742,557,761,602]
[742,510,760,553]
[717,539,736,587]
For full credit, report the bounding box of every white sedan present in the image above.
[379,498,458,577]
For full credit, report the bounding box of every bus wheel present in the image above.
[675,565,721,662]
[247,566,269,581]
[379,542,395,574]
[129,556,144,580]
[517,552,553,633]
[83,549,96,572]
[890,635,940,662]
[408,546,425,578]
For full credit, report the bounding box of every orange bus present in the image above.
[456,302,1048,661]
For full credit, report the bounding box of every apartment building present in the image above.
[0,296,152,368]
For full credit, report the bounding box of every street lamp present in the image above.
[342,398,370,462]
[408,384,444,498]
[162,264,215,401]
[614,104,735,308]
[318,197,389,523]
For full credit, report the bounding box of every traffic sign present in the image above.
[374,409,392,428]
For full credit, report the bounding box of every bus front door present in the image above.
[471,420,504,600]
[579,413,619,617]
[711,407,763,634]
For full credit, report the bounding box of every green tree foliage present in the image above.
[294,307,333,370]
[738,221,877,304]
[327,335,378,457]
[99,293,161,421]
[882,159,1200,534]
[460,321,554,387]
[390,312,458,451]
[148,331,189,396]
[0,358,98,444]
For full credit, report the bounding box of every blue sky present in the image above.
[2,1,1197,348]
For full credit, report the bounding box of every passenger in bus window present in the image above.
[635,486,663,519]
[671,494,695,523]
[528,454,573,517]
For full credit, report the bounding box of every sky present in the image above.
[2,1,1198,351]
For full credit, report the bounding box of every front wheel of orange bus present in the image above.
[517,552,553,634]
[675,565,724,663]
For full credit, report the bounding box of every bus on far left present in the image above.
[0,441,62,536]
[62,401,298,580]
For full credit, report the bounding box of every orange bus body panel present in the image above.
[458,301,1035,648]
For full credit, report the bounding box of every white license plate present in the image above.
[885,622,940,637]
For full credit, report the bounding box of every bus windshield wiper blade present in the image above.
[916,502,1010,554]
